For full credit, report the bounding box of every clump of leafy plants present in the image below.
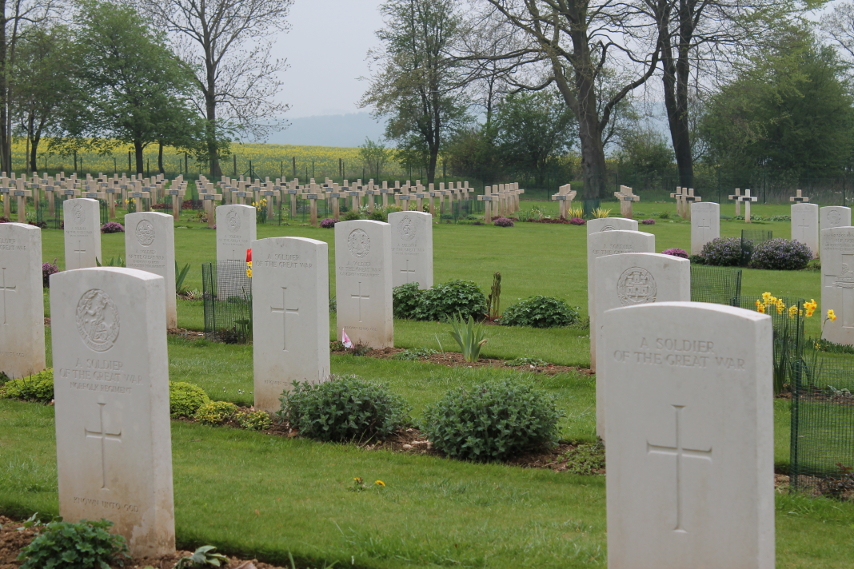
[194,400,238,425]
[342,209,361,221]
[500,296,579,328]
[661,248,689,259]
[319,217,337,228]
[641,218,656,225]
[279,375,410,443]
[393,347,437,361]
[421,379,563,462]
[17,518,129,569]
[42,259,60,288]
[99,221,124,233]
[700,236,751,266]
[563,442,606,475]
[392,279,487,321]
[493,216,514,227]
[448,314,488,362]
[169,381,211,418]
[749,238,812,270]
[235,409,272,431]
[0,369,54,402]
[175,545,229,568]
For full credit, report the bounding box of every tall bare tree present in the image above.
[131,0,292,177]
[477,0,664,200]
[1,0,59,171]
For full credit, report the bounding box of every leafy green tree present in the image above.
[444,125,501,183]
[359,137,392,179]
[361,0,469,184]
[11,25,79,173]
[616,126,674,180]
[61,1,199,174]
[700,29,854,181]
[492,91,576,186]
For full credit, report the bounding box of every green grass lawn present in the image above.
[7,201,854,567]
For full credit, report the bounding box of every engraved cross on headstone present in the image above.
[351,281,370,322]
[270,286,299,351]
[646,404,712,533]
[74,239,87,266]
[85,402,122,490]
[0,266,15,325]
[400,259,416,284]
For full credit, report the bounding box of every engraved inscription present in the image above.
[347,229,371,258]
[611,337,745,370]
[226,209,241,232]
[617,267,656,305]
[73,203,85,225]
[76,289,120,352]
[135,219,156,246]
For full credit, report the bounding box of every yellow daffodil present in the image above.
[755,301,765,314]
[828,309,837,322]
[375,480,386,487]
[775,299,785,314]
[788,305,799,319]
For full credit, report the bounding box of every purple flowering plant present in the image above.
[100,222,124,233]
[42,258,60,288]
[320,218,337,228]
[661,248,689,259]
[493,217,514,227]
[642,219,656,225]
[749,238,812,270]
[569,217,586,225]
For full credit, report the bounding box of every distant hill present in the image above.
[265,112,387,147]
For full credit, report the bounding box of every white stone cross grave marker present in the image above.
[736,189,758,223]
[614,185,639,219]
[790,189,810,203]
[670,186,685,218]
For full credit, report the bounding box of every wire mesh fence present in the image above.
[202,260,253,343]
[791,344,854,498]
[741,230,773,264]
[690,265,742,306]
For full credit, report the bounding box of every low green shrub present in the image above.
[563,442,606,475]
[170,381,211,418]
[18,518,129,569]
[235,409,273,430]
[0,369,54,402]
[393,347,437,361]
[279,375,410,443]
[342,209,362,221]
[392,282,427,320]
[700,236,750,266]
[194,401,238,425]
[500,296,579,328]
[421,379,563,462]
[422,279,486,321]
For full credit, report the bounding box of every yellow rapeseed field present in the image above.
[10,138,409,180]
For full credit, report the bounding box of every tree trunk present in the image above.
[134,140,144,174]
[158,142,164,173]
[661,0,694,188]
[0,1,9,173]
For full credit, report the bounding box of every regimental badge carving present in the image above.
[829,210,842,226]
[135,219,156,246]
[227,210,241,232]
[76,289,120,352]
[602,225,615,231]
[617,267,657,305]
[73,203,85,225]
[398,215,416,242]
[347,229,371,258]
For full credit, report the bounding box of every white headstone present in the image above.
[820,206,851,258]
[125,212,177,328]
[821,226,854,345]
[63,198,101,269]
[594,253,691,438]
[587,229,655,371]
[388,211,433,289]
[51,268,175,557]
[335,220,393,348]
[252,237,330,412]
[0,223,45,378]
[216,204,257,262]
[791,203,819,259]
[586,217,638,236]
[690,202,720,256]
[601,302,773,569]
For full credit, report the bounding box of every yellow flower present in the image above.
[246,268,252,278]
[788,305,799,319]
[828,309,837,322]
[761,292,773,304]
[353,477,362,482]
[374,480,386,487]
[755,301,765,314]
[775,299,785,314]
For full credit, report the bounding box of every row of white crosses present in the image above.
[551,184,577,219]
[670,186,701,219]
[477,183,524,222]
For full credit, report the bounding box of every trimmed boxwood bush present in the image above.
[700,237,751,266]
[0,369,54,402]
[169,381,210,418]
[749,238,812,270]
[421,379,563,462]
[500,296,579,328]
[279,375,410,442]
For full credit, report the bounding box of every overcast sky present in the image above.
[273,0,385,118]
